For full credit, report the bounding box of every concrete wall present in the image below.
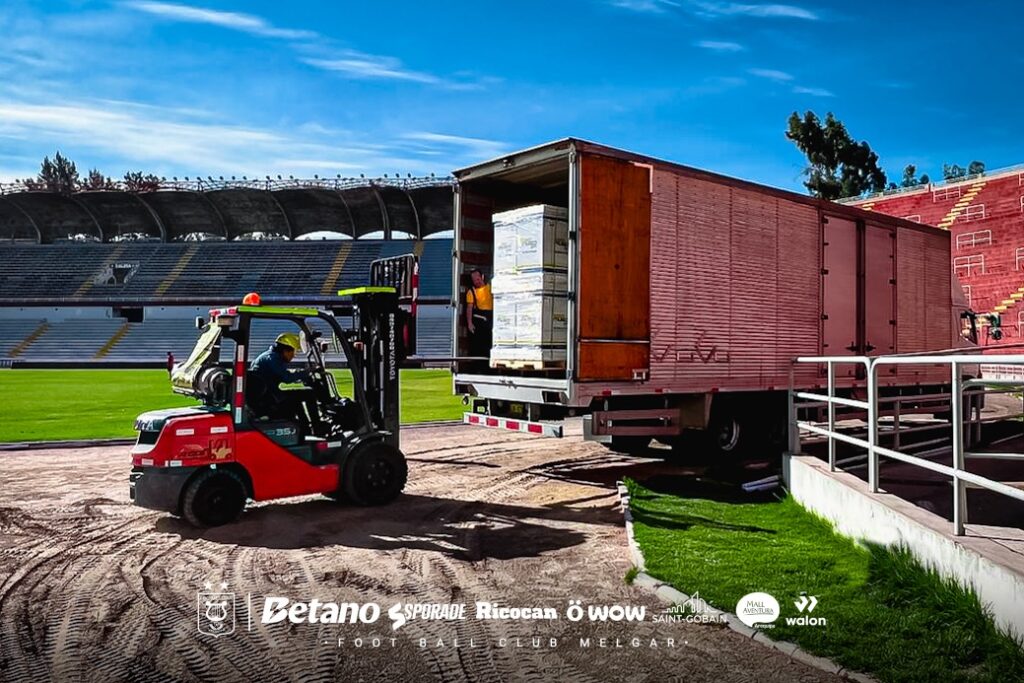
[785,455,1024,641]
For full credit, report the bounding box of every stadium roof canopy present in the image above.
[0,177,454,243]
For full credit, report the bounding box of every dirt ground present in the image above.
[0,422,838,683]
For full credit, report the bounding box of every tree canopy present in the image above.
[899,164,930,188]
[785,111,887,200]
[22,152,161,193]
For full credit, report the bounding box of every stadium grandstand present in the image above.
[844,165,1024,344]
[0,178,455,365]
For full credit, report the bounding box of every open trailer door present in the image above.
[577,153,652,381]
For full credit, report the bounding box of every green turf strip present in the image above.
[624,478,1024,683]
[0,369,464,442]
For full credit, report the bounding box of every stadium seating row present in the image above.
[0,239,454,301]
[1,306,453,362]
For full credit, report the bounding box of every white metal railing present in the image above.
[904,214,921,222]
[1019,196,1024,212]
[790,353,1024,536]
[840,164,1024,204]
[934,186,963,202]
[953,254,985,276]
[956,229,991,250]
[963,204,986,222]
[963,284,972,306]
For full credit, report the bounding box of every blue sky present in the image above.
[0,0,1020,191]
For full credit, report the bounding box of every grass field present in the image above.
[0,369,464,442]
[625,478,1024,683]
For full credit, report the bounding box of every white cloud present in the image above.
[695,40,745,51]
[302,52,440,84]
[793,85,835,97]
[0,98,483,179]
[127,1,316,40]
[400,132,508,159]
[748,68,794,81]
[692,2,819,20]
[127,3,478,89]
[608,0,679,13]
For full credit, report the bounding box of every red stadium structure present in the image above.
[843,167,1024,346]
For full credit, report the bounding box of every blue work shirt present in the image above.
[249,346,309,399]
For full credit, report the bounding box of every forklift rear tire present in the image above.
[182,469,247,527]
[343,441,408,506]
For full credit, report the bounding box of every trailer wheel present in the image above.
[602,436,651,455]
[181,469,247,528]
[711,415,743,453]
[343,441,408,506]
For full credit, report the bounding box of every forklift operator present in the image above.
[248,333,319,430]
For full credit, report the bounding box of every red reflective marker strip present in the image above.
[527,424,543,434]
[506,420,519,430]
[486,417,498,427]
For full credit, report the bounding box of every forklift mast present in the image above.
[346,288,401,448]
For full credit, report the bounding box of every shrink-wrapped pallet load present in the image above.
[489,205,569,368]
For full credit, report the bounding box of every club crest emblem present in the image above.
[198,581,235,637]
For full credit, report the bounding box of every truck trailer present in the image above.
[451,139,973,456]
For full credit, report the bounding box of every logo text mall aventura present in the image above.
[734,592,826,629]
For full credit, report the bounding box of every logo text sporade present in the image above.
[259,598,646,631]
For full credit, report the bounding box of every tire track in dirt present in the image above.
[0,429,842,683]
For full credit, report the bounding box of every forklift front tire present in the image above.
[342,441,408,506]
[182,469,247,527]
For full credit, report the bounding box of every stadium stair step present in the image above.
[94,321,133,359]
[154,244,199,296]
[320,243,353,295]
[937,181,986,229]
[990,285,1024,314]
[73,244,126,298]
[9,321,50,358]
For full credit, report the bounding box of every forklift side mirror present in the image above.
[195,316,205,329]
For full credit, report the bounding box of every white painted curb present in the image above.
[616,481,876,683]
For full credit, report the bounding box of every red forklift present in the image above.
[130,257,418,527]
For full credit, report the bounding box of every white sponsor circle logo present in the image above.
[735,592,780,628]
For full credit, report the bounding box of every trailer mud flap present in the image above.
[463,412,563,438]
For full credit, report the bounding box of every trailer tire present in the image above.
[602,436,651,455]
[181,469,247,528]
[343,441,408,506]
[709,414,744,454]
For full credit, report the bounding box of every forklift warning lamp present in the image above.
[242,292,262,305]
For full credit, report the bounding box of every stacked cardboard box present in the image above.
[489,205,569,367]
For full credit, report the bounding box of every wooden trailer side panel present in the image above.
[648,169,822,391]
[895,227,955,383]
[577,153,651,381]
